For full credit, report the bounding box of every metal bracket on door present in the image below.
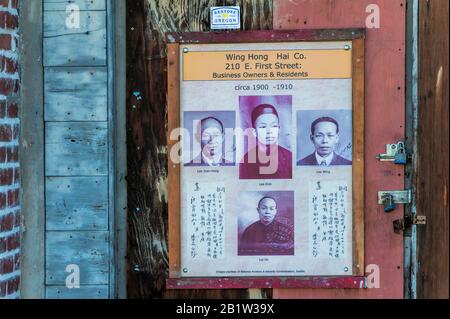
[393,215,427,234]
[376,141,411,165]
[378,190,425,233]
[378,190,412,213]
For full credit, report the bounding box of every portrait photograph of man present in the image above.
[183,111,235,167]
[297,110,352,167]
[238,191,294,256]
[239,96,292,179]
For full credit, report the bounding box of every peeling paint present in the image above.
[156,175,168,203]
[157,146,168,155]
[435,65,443,108]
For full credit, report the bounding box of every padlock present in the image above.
[377,141,410,164]
[383,194,396,213]
[394,148,408,165]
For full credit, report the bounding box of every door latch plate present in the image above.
[376,141,411,164]
[378,190,412,205]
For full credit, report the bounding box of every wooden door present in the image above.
[273,0,406,298]
[126,0,406,298]
[416,0,449,299]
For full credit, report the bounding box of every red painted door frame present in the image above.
[274,0,406,299]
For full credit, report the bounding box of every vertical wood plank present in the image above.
[113,0,129,299]
[352,37,365,276]
[19,0,46,299]
[273,0,406,299]
[126,0,272,298]
[41,0,114,299]
[167,43,181,278]
[416,0,449,299]
[106,0,117,298]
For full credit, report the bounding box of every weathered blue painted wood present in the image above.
[405,0,419,299]
[46,176,108,231]
[106,0,117,298]
[44,0,106,11]
[45,286,109,299]
[45,122,108,176]
[46,231,109,285]
[43,10,106,66]
[42,0,114,299]
[45,67,108,121]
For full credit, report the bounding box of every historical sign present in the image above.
[167,30,365,285]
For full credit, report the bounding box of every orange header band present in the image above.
[182,49,352,81]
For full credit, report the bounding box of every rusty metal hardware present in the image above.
[393,215,427,234]
[378,190,412,213]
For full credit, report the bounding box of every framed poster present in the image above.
[167,29,365,289]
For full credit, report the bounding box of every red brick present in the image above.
[0,192,6,209]
[0,101,6,118]
[0,34,11,50]
[0,124,12,142]
[7,188,19,207]
[6,146,18,162]
[0,147,6,163]
[7,101,18,118]
[6,231,19,250]
[10,34,18,51]
[13,209,20,227]
[0,168,13,186]
[0,11,18,29]
[12,123,18,139]
[0,280,6,297]
[13,252,19,270]
[13,167,19,184]
[0,56,18,74]
[6,276,19,295]
[0,1,20,294]
[0,212,14,232]
[0,255,14,274]
[0,79,19,95]
[0,232,20,255]
[0,236,6,254]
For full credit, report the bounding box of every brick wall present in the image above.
[0,0,20,299]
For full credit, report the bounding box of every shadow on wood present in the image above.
[126,0,273,298]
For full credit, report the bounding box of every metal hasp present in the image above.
[393,215,427,234]
[376,141,411,165]
[378,190,412,213]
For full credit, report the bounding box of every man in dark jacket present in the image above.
[239,104,292,179]
[297,116,351,166]
[239,196,294,256]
